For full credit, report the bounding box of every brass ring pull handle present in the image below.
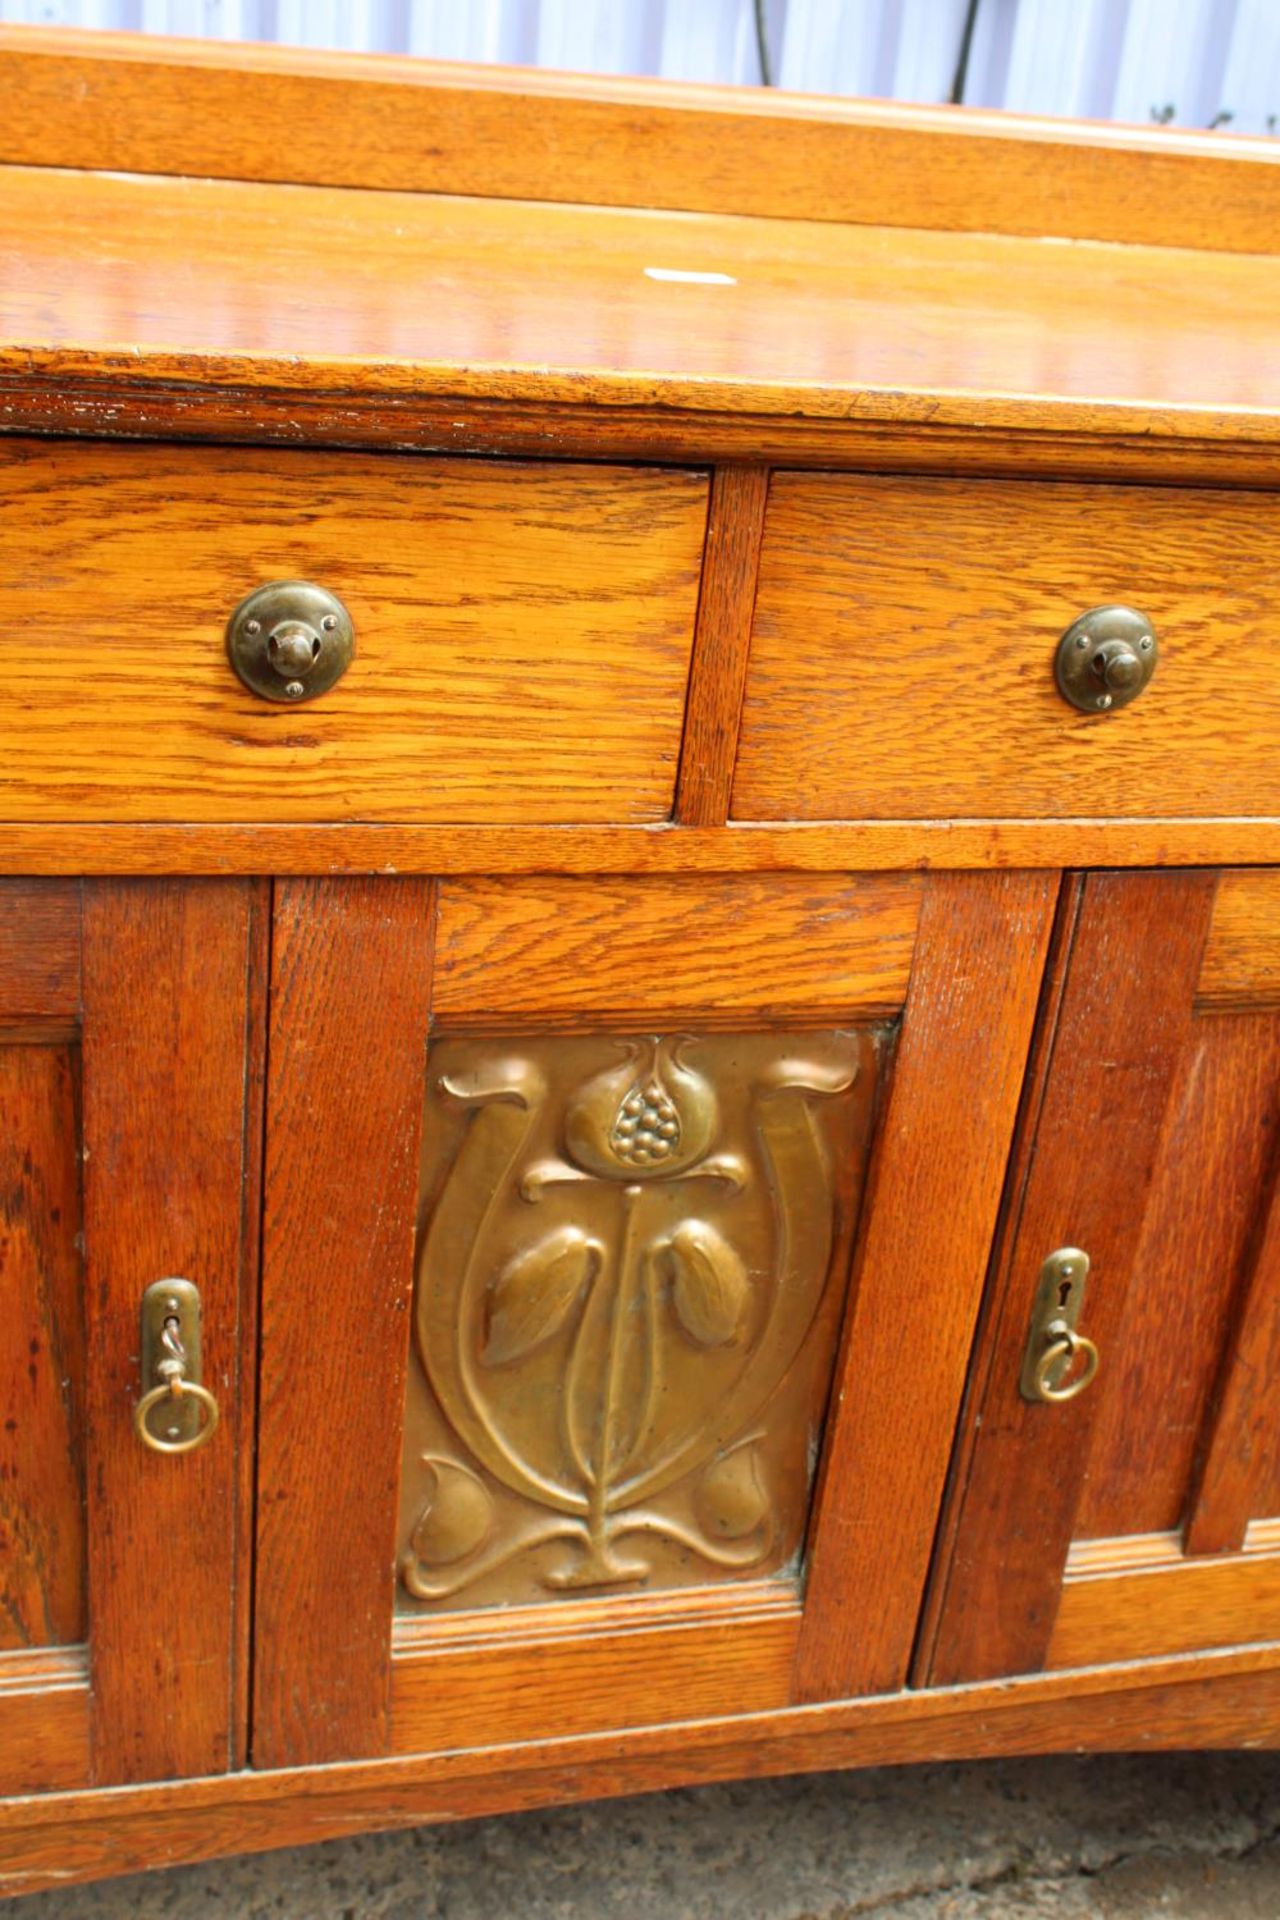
[1055,606,1158,714]
[1019,1247,1101,1405]
[1030,1325,1100,1404]
[133,1278,220,1457]
[134,1378,220,1455]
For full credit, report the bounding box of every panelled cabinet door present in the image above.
[922,869,1280,1687]
[252,870,1055,1770]
[0,879,264,1795]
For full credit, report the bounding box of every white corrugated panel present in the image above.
[1,0,1273,133]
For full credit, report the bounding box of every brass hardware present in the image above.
[1054,606,1157,714]
[1020,1247,1100,1404]
[225,580,354,703]
[398,1029,883,1610]
[134,1278,220,1456]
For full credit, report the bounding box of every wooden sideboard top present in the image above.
[4,160,1280,475]
[3,28,1280,477]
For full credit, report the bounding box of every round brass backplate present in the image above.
[1054,605,1158,715]
[225,581,354,704]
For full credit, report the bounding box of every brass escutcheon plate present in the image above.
[225,579,355,704]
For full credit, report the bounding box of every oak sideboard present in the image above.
[1,25,1279,1897]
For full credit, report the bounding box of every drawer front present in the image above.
[1,442,707,824]
[732,474,1280,823]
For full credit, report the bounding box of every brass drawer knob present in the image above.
[1055,605,1157,713]
[226,580,354,703]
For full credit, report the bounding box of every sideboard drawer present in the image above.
[732,474,1280,823]
[0,442,707,824]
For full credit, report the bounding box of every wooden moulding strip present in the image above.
[3,28,1280,255]
[0,1647,1278,1898]
[5,385,1280,482]
[2,819,1280,878]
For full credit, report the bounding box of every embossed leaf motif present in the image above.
[664,1219,749,1347]
[410,1458,494,1566]
[695,1443,768,1540]
[483,1226,596,1367]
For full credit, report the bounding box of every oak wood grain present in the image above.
[254,878,435,1770]
[7,819,1280,879]
[912,873,1085,1687]
[4,29,1280,254]
[0,1044,85,1655]
[793,869,1058,1702]
[1074,1009,1280,1539]
[0,881,80,1021]
[4,166,1280,467]
[1048,1545,1280,1669]
[1184,1133,1280,1555]
[676,468,769,828]
[392,1604,798,1755]
[80,880,260,1785]
[1198,870,1280,1011]
[0,1648,89,1797]
[0,441,704,827]
[11,379,1280,487]
[1,1646,1277,1897]
[432,873,921,1028]
[735,476,1280,826]
[925,871,1219,1686]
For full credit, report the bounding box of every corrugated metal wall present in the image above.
[4,0,1277,136]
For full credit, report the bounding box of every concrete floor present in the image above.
[11,1752,1280,1918]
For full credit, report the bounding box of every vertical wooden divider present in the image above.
[793,869,1058,1703]
[674,465,769,828]
[82,879,260,1784]
[253,878,435,1770]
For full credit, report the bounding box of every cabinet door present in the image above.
[923,869,1280,1686]
[252,870,1055,1769]
[0,879,264,1793]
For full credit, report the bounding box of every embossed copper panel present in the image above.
[398,1030,884,1613]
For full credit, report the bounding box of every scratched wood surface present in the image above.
[0,440,706,825]
[734,475,1280,825]
[3,167,1280,464]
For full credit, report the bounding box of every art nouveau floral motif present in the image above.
[399,1030,882,1610]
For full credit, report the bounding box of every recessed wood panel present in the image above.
[391,1594,799,1753]
[433,873,921,1026]
[0,1044,85,1653]
[733,476,1280,824]
[0,881,80,1021]
[1049,1536,1280,1670]
[0,441,706,825]
[1199,870,1280,1011]
[1074,1010,1280,1540]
